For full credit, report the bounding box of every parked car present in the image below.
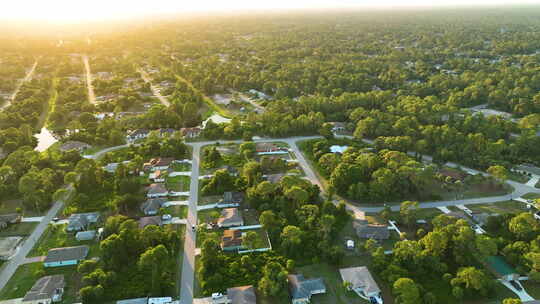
[161,214,172,221]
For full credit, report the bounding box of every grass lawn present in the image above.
[199,195,222,206]
[243,209,260,225]
[0,198,44,217]
[507,171,530,183]
[0,262,80,302]
[0,222,38,237]
[167,176,190,192]
[163,205,187,218]
[465,201,528,214]
[171,162,191,172]
[522,192,540,200]
[522,281,540,299]
[28,224,100,258]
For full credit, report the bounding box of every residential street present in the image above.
[138,68,171,107]
[92,134,540,304]
[179,145,201,304]
[83,55,96,104]
[0,60,38,110]
[0,186,71,291]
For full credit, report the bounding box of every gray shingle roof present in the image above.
[288,274,325,300]
[23,275,65,301]
[354,221,390,240]
[227,285,257,304]
[339,266,380,295]
[141,198,167,214]
[44,245,89,264]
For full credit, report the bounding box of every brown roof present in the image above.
[138,216,162,229]
[266,173,285,184]
[217,208,243,227]
[221,229,242,249]
[256,142,279,152]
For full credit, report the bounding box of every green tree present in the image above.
[393,278,421,304]
[259,262,288,297]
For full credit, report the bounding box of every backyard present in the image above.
[0,222,38,238]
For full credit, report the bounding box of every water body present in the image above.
[202,114,231,127]
[34,127,58,152]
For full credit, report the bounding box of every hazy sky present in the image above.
[2,0,540,22]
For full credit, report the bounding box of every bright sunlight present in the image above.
[2,0,540,22]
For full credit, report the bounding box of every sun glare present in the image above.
[2,0,540,22]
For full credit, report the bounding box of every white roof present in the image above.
[148,298,173,304]
[330,145,349,154]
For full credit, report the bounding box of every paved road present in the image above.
[234,91,265,114]
[0,61,38,110]
[138,68,170,107]
[84,144,130,160]
[0,186,71,291]
[179,145,201,304]
[83,55,96,104]
[92,134,540,304]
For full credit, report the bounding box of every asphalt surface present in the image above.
[138,68,171,107]
[0,61,38,110]
[83,55,96,104]
[65,135,540,303]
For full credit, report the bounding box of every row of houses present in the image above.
[206,266,381,304]
[126,127,201,142]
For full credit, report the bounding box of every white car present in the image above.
[161,214,172,221]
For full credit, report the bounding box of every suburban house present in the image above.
[22,275,65,304]
[126,129,150,142]
[225,165,239,176]
[329,145,349,154]
[446,211,474,224]
[221,229,243,251]
[221,192,244,204]
[181,127,202,138]
[59,141,91,153]
[139,216,163,229]
[217,208,244,228]
[66,212,101,232]
[353,220,390,240]
[329,122,346,133]
[43,245,89,267]
[0,213,22,230]
[144,158,174,172]
[141,198,167,215]
[149,170,166,182]
[255,142,283,153]
[147,183,169,198]
[287,274,326,304]
[339,266,383,303]
[75,231,96,241]
[159,128,177,137]
[117,297,174,304]
[265,173,286,184]
[248,89,271,100]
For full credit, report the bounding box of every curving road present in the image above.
[87,135,540,304]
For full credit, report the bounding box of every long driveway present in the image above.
[0,61,38,110]
[83,55,96,104]
[0,186,71,291]
[137,68,170,107]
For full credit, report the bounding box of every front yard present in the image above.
[28,224,100,258]
[465,201,528,214]
[167,176,190,192]
[0,222,38,237]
